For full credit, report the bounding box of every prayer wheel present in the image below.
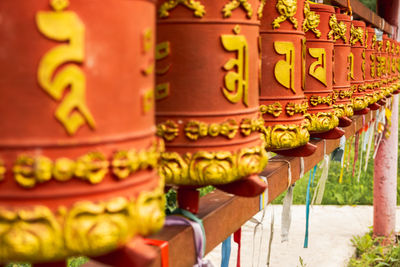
[350,20,369,114]
[156,0,268,212]
[0,0,165,264]
[376,33,386,105]
[259,0,317,156]
[390,38,400,94]
[365,26,380,110]
[332,11,354,127]
[380,34,391,98]
[303,3,344,139]
[395,41,400,94]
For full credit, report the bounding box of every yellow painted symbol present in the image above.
[348,52,354,81]
[308,48,327,86]
[370,54,376,78]
[142,28,154,76]
[221,27,249,107]
[142,89,154,114]
[362,50,366,80]
[155,41,171,101]
[274,41,295,94]
[36,0,95,135]
[302,39,306,90]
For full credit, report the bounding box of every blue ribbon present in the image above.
[221,236,232,267]
[304,165,317,248]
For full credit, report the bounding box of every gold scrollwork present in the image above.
[362,50,366,79]
[285,101,308,116]
[36,0,96,136]
[259,102,283,117]
[263,123,310,150]
[328,14,347,43]
[309,94,334,106]
[305,112,339,133]
[334,89,353,99]
[158,144,268,186]
[156,120,179,141]
[370,54,376,78]
[11,143,162,188]
[221,27,249,107]
[333,103,354,118]
[378,41,383,52]
[0,184,165,264]
[222,0,253,18]
[353,96,369,111]
[350,24,365,46]
[372,34,377,49]
[303,2,321,38]
[272,0,298,29]
[239,117,264,136]
[158,0,206,18]
[257,0,267,19]
[184,119,239,140]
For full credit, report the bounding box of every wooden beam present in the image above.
[324,0,397,36]
[149,111,377,267]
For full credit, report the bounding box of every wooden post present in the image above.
[373,95,399,240]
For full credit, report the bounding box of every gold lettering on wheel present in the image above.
[348,52,354,81]
[274,41,296,94]
[308,48,327,86]
[370,54,376,78]
[141,28,155,114]
[36,0,95,135]
[221,26,249,107]
[156,41,171,101]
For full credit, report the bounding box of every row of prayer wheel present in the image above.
[1,0,399,264]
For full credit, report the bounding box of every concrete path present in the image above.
[205,205,400,267]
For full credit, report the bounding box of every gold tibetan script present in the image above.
[221,26,249,107]
[308,48,327,86]
[155,41,171,101]
[36,0,95,135]
[348,52,354,81]
[274,41,296,93]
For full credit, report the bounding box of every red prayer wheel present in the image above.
[389,38,400,94]
[259,0,317,156]
[155,0,268,208]
[303,3,343,139]
[0,0,165,264]
[365,27,380,110]
[395,41,400,93]
[350,20,369,114]
[380,34,391,98]
[376,33,386,104]
[331,11,354,127]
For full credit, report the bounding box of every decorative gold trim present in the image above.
[345,103,354,117]
[263,123,310,150]
[159,143,268,186]
[0,182,165,264]
[350,24,364,46]
[259,102,283,117]
[272,0,298,29]
[184,119,239,140]
[0,160,5,181]
[222,0,253,18]
[303,2,321,38]
[285,101,308,116]
[328,14,347,43]
[305,112,339,133]
[11,142,162,188]
[257,0,267,19]
[158,0,206,18]
[156,120,179,142]
[352,96,369,111]
[371,34,377,49]
[334,89,353,99]
[333,104,346,118]
[309,94,335,106]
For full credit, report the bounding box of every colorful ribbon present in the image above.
[304,165,317,248]
[221,236,231,267]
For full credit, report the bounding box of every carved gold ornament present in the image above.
[386,41,390,53]
[362,50,366,79]
[328,14,347,43]
[158,144,268,186]
[259,102,283,117]
[305,112,339,133]
[372,34,377,49]
[285,101,308,116]
[222,0,253,18]
[334,89,353,99]
[352,96,369,111]
[158,0,206,18]
[257,0,267,19]
[36,0,96,136]
[309,94,335,106]
[303,2,321,38]
[272,0,298,29]
[378,41,383,52]
[157,120,179,141]
[11,142,162,188]
[263,123,310,150]
[239,117,264,136]
[333,104,346,118]
[370,54,376,78]
[184,119,239,140]
[350,24,365,46]
[0,184,165,264]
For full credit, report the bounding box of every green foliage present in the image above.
[7,257,88,267]
[359,0,377,12]
[349,232,400,267]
